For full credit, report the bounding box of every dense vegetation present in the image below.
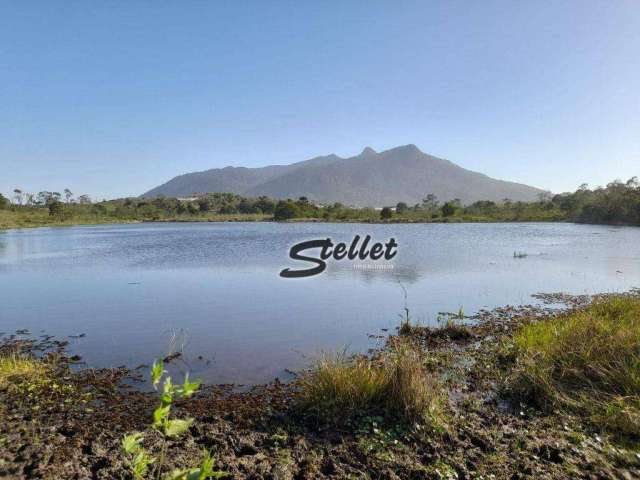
[510,296,640,436]
[559,178,640,225]
[1,177,639,229]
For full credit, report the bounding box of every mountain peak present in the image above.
[360,146,377,156]
[395,144,422,154]
[142,143,546,206]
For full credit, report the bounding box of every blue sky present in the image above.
[1,1,639,200]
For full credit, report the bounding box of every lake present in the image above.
[1,222,639,384]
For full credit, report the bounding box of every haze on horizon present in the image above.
[1,1,639,200]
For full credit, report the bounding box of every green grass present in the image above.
[0,354,49,388]
[295,342,443,426]
[153,213,270,223]
[0,209,128,230]
[511,297,640,436]
[0,209,270,230]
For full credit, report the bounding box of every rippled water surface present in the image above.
[1,222,639,383]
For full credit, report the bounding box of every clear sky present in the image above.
[1,1,639,200]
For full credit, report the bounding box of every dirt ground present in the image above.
[1,292,639,479]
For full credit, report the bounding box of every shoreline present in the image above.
[2,291,639,478]
[1,216,605,233]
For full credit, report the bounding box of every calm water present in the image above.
[1,222,639,384]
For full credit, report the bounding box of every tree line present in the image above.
[1,177,639,225]
[3,188,91,207]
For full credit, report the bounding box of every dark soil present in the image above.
[2,292,640,479]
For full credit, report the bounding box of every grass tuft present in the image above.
[295,342,443,426]
[510,297,640,436]
[0,354,49,388]
[400,320,472,341]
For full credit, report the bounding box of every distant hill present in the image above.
[142,145,546,206]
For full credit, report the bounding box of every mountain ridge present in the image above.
[142,145,546,206]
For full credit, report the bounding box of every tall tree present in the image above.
[37,191,52,205]
[395,202,408,213]
[13,188,23,205]
[421,193,439,211]
[441,201,457,217]
[380,206,393,220]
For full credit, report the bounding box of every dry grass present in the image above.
[511,297,640,436]
[0,354,49,388]
[385,345,443,422]
[295,342,443,425]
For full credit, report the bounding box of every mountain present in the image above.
[142,154,340,199]
[142,145,546,206]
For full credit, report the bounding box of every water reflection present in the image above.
[0,222,639,384]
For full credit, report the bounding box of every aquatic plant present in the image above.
[399,309,471,341]
[355,415,411,456]
[398,306,413,335]
[121,360,229,479]
[434,311,471,340]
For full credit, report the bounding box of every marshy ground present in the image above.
[1,292,640,479]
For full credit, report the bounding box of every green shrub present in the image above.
[441,202,457,217]
[380,207,393,220]
[273,200,300,221]
[395,202,408,214]
[48,201,71,221]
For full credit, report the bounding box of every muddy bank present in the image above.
[1,293,640,479]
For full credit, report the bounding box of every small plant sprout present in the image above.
[121,360,228,479]
[398,306,412,335]
[153,370,201,438]
[397,281,413,335]
[163,451,229,480]
[121,432,155,480]
[151,359,165,389]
